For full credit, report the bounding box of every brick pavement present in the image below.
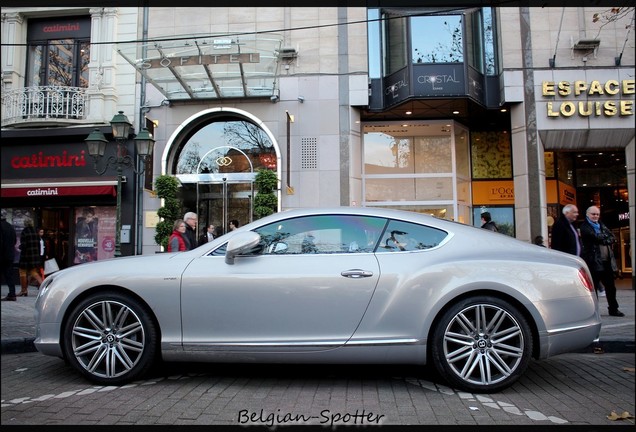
[1,278,634,354]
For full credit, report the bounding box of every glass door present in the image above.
[197,180,253,236]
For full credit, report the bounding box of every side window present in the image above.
[256,215,387,255]
[377,220,447,253]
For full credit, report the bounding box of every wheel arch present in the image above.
[426,288,541,360]
[59,285,163,362]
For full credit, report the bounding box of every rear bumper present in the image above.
[542,321,602,358]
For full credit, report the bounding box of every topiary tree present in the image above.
[154,174,181,249]
[253,168,278,219]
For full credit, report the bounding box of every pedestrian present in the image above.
[1,209,18,301]
[18,217,43,296]
[580,206,623,317]
[213,226,223,238]
[533,235,546,247]
[550,204,581,256]
[198,224,216,246]
[182,212,198,250]
[167,219,188,252]
[480,212,498,232]
[37,226,46,279]
[229,219,240,231]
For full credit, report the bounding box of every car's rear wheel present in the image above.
[63,291,157,385]
[431,295,532,393]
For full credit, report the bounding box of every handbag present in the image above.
[43,258,60,275]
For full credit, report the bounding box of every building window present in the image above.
[482,7,497,75]
[26,16,91,88]
[382,12,408,75]
[465,11,484,73]
[411,15,463,64]
[175,120,276,176]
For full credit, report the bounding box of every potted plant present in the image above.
[153,174,181,249]
[253,168,278,220]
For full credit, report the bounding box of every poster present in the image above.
[74,206,116,263]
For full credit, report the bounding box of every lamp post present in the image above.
[85,111,155,257]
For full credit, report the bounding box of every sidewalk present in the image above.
[1,279,634,355]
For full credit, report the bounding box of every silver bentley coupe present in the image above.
[34,207,601,393]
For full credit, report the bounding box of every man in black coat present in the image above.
[1,209,17,301]
[550,204,581,256]
[480,212,498,232]
[580,206,623,317]
[182,212,198,250]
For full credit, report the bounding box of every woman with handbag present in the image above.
[18,218,43,296]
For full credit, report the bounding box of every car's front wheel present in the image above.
[431,296,532,393]
[63,291,157,385]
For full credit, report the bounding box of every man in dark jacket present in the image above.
[182,212,198,250]
[1,209,18,301]
[480,212,498,232]
[580,206,623,317]
[550,204,581,256]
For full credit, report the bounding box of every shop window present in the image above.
[473,206,515,237]
[470,131,512,179]
[545,152,556,178]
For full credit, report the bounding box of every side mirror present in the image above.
[225,231,261,265]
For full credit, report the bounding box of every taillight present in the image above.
[578,268,594,292]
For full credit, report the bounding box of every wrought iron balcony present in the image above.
[1,86,87,127]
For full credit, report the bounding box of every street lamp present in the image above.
[85,111,155,257]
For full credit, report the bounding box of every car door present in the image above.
[180,214,387,350]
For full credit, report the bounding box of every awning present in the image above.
[116,33,285,101]
[1,178,117,198]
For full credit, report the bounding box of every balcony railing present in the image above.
[1,86,87,127]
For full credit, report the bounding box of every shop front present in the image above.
[536,73,634,277]
[1,126,140,270]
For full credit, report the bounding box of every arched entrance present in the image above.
[162,108,281,236]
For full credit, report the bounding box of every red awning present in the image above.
[1,178,118,198]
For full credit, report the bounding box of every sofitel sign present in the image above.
[140,53,260,69]
[542,79,634,117]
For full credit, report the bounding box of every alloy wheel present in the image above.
[71,300,146,379]
[442,303,525,386]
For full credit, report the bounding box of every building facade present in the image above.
[1,6,634,279]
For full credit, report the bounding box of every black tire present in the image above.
[430,295,532,393]
[62,291,158,385]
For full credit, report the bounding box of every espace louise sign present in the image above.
[542,79,635,118]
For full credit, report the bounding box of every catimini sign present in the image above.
[1,185,115,198]
[10,150,86,169]
[542,79,635,117]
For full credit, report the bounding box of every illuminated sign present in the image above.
[472,181,515,205]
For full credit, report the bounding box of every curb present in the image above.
[1,337,37,355]
[577,340,636,354]
[2,338,634,355]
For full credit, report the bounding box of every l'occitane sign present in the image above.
[543,79,634,117]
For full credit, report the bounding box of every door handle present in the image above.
[341,269,374,278]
